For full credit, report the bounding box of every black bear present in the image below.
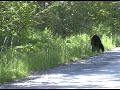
[91,34,104,52]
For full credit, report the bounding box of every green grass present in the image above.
[0,29,115,83]
[0,49,29,82]
[112,34,120,47]
[61,34,92,63]
[102,34,116,50]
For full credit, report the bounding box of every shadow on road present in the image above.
[1,48,120,89]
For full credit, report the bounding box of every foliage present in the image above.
[0,1,119,83]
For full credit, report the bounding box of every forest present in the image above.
[0,1,120,83]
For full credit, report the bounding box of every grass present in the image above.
[0,49,29,82]
[102,34,116,50]
[0,29,115,83]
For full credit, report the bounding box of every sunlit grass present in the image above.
[102,34,115,50]
[61,34,92,63]
[0,29,116,83]
[112,34,120,47]
[0,49,29,83]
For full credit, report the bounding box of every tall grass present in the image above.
[0,28,115,83]
[112,34,120,47]
[0,49,29,82]
[102,34,116,50]
[61,34,92,63]
[91,23,115,51]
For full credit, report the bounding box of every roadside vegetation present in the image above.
[0,1,119,83]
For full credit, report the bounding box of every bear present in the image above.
[91,34,104,52]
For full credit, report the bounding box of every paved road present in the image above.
[1,48,120,89]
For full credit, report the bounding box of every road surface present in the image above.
[1,47,120,89]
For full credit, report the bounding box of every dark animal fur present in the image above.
[91,35,104,52]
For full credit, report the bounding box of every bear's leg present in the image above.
[100,44,104,52]
[92,45,96,52]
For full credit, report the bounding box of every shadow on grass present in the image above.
[1,48,120,89]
